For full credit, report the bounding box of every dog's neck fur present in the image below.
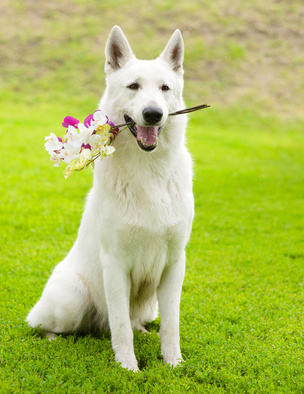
[94,118,187,185]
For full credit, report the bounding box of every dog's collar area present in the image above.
[124,114,162,152]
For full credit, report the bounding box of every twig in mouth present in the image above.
[113,121,135,129]
[111,103,210,129]
[168,103,210,116]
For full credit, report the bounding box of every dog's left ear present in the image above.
[105,26,135,74]
[159,29,184,74]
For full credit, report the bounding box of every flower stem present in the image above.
[168,104,210,116]
[110,103,210,130]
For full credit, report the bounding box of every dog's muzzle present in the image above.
[124,108,163,152]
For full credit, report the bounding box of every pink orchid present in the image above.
[84,114,94,128]
[62,116,79,129]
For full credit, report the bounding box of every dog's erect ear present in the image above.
[105,26,134,73]
[159,29,184,73]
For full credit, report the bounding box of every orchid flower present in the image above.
[50,152,64,167]
[78,123,95,145]
[46,109,123,178]
[62,116,79,129]
[44,133,63,153]
[92,110,108,126]
[60,145,80,164]
[63,149,91,178]
[84,114,94,128]
[72,149,91,170]
[65,125,83,143]
[104,145,115,156]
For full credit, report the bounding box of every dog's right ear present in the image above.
[105,26,134,74]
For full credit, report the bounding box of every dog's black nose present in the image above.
[142,106,163,124]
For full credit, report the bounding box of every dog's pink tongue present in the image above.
[136,125,158,145]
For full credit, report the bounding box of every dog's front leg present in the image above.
[102,256,138,372]
[157,251,185,367]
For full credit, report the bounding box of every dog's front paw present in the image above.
[114,349,139,372]
[162,350,183,367]
[117,358,139,372]
[163,355,183,367]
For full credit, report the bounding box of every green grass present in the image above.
[1,0,304,392]
[1,103,304,392]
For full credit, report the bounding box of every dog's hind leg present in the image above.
[27,270,93,335]
[130,293,158,334]
[42,331,58,341]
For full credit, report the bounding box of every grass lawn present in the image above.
[1,0,304,391]
[1,102,304,392]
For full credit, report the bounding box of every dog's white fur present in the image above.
[27,26,194,371]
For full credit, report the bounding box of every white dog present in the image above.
[27,26,194,372]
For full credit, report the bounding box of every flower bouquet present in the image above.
[44,104,210,178]
[44,110,122,179]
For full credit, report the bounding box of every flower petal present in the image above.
[88,134,102,148]
[84,114,94,128]
[93,110,107,125]
[78,123,94,145]
[62,116,79,129]
[44,133,63,152]
[105,145,115,156]
[80,149,91,159]
[63,166,73,178]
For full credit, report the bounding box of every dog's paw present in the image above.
[42,331,58,342]
[114,348,139,372]
[135,325,150,334]
[118,359,139,372]
[162,352,183,367]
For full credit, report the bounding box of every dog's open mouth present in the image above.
[124,115,162,152]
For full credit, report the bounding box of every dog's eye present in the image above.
[128,83,139,90]
[161,84,170,92]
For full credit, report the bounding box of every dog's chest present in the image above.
[93,155,193,280]
[110,176,189,247]
[95,167,192,255]
[116,218,185,298]
[107,167,190,228]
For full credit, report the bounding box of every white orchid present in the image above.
[44,133,63,153]
[65,125,83,149]
[88,134,104,150]
[104,145,115,156]
[45,109,123,178]
[50,152,64,167]
[63,149,91,179]
[78,123,95,145]
[70,149,91,170]
[60,146,80,164]
[92,110,108,126]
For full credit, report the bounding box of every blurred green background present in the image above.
[1,0,303,118]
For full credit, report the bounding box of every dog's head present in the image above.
[103,26,185,152]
